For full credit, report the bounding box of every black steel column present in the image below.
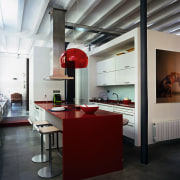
[140,0,148,164]
[26,58,29,111]
[65,42,75,104]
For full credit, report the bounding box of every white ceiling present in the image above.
[0,0,180,57]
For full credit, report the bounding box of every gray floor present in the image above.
[0,126,63,180]
[0,126,180,180]
[3,101,29,118]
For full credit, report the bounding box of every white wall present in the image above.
[147,30,180,144]
[0,54,27,101]
[29,46,65,102]
[88,55,105,99]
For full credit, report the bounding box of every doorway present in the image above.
[0,55,29,125]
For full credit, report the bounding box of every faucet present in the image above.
[113,93,119,102]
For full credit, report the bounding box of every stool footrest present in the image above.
[32,154,48,163]
[38,166,62,178]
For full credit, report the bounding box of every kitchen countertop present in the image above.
[34,101,123,180]
[35,101,124,119]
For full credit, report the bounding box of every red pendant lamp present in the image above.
[60,48,88,69]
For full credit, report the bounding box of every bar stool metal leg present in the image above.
[32,133,48,163]
[38,133,61,178]
[56,132,59,151]
[56,132,63,158]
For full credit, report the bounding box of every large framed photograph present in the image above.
[156,49,180,103]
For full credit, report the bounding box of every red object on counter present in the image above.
[35,102,123,180]
[60,48,88,69]
[123,99,131,105]
[80,104,99,114]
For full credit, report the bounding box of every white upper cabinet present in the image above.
[96,52,136,86]
[115,51,135,70]
[115,68,135,85]
[96,57,115,86]
[97,72,115,86]
[97,57,115,73]
[115,51,135,85]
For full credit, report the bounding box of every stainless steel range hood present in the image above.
[45,8,73,80]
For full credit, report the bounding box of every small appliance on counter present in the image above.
[99,91,108,101]
[91,97,103,102]
[123,97,131,105]
[53,90,62,105]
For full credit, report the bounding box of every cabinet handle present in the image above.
[124,66,130,68]
[127,124,134,127]
[124,82,130,83]
[124,114,134,116]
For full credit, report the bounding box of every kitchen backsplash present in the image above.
[104,85,135,102]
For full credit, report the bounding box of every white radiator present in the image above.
[152,120,180,142]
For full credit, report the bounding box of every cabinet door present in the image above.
[97,71,115,86]
[34,104,40,121]
[97,61,105,74]
[96,57,115,73]
[115,51,135,70]
[115,68,135,85]
[113,106,135,139]
[105,71,115,85]
[33,104,45,122]
[123,123,135,139]
[104,58,115,72]
[97,73,105,86]
[98,103,114,112]
[113,106,134,114]
[123,113,134,124]
[113,107,134,124]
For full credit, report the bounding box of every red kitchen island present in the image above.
[35,102,123,180]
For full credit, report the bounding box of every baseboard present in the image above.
[0,120,31,127]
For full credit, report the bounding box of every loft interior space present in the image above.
[1,0,180,180]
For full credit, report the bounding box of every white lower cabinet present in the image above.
[123,121,134,139]
[113,106,135,139]
[33,104,45,122]
[32,104,63,149]
[97,103,114,112]
[91,102,135,140]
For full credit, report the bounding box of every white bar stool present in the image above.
[37,126,62,178]
[32,120,52,163]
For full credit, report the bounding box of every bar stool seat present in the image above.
[32,120,52,163]
[37,126,62,178]
[33,120,51,127]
